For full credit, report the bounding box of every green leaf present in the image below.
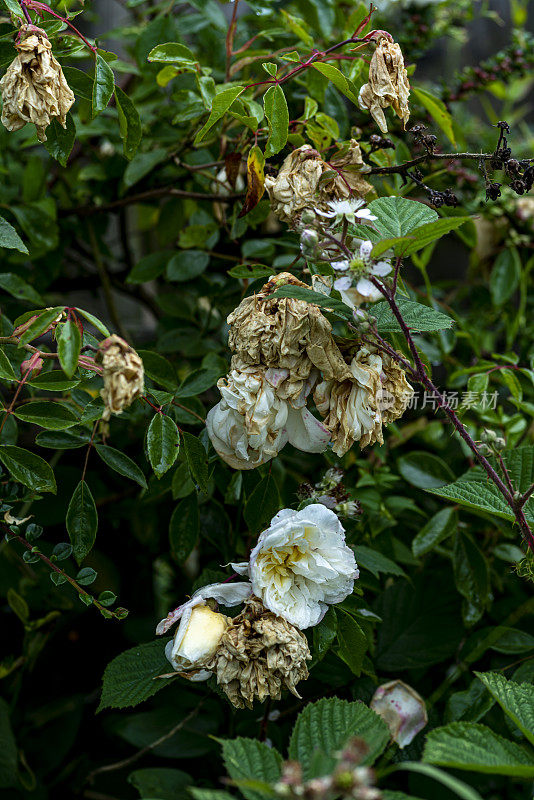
[490,248,521,306]
[0,273,42,304]
[29,371,80,392]
[0,445,56,493]
[92,54,115,117]
[312,607,337,663]
[244,473,280,533]
[127,251,170,284]
[289,697,389,778]
[412,507,457,556]
[429,447,534,526]
[398,451,454,489]
[221,738,282,800]
[0,215,28,254]
[263,84,289,157]
[0,698,19,790]
[194,86,245,145]
[181,431,208,493]
[169,493,199,563]
[62,66,94,100]
[66,480,98,563]
[366,197,438,239]
[147,414,180,478]
[166,250,210,282]
[95,444,147,489]
[43,114,76,167]
[228,263,274,280]
[272,285,353,321]
[453,531,490,613]
[18,307,64,347]
[402,217,471,256]
[148,42,196,63]
[14,401,78,430]
[128,767,192,800]
[423,722,534,777]
[177,368,219,398]
[335,608,367,676]
[0,350,16,381]
[312,62,359,104]
[190,791,235,800]
[76,566,97,586]
[115,86,142,160]
[98,639,170,711]
[1,0,24,18]
[353,545,406,578]
[476,672,534,746]
[387,763,483,800]
[138,350,178,391]
[372,299,454,333]
[58,319,81,379]
[489,627,534,654]
[413,86,456,145]
[36,430,89,449]
[74,307,111,337]
[123,148,168,189]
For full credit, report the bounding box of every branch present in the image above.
[59,186,245,217]
[368,151,534,176]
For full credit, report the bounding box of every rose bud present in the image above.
[165,604,229,681]
[370,679,428,748]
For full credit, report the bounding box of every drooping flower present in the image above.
[358,36,410,134]
[233,505,358,628]
[96,335,144,421]
[0,29,75,142]
[205,596,311,708]
[370,680,428,747]
[378,350,414,425]
[206,367,330,470]
[314,347,384,455]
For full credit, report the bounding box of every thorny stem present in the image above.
[0,352,40,437]
[225,0,240,82]
[368,274,534,552]
[368,151,534,176]
[6,528,125,618]
[22,0,98,53]
[18,0,32,24]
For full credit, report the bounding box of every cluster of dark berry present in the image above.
[367,134,394,153]
[485,121,534,200]
[442,33,534,104]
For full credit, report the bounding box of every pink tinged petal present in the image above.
[196,581,252,606]
[230,561,250,576]
[360,240,373,259]
[264,367,289,388]
[285,407,331,453]
[156,596,201,636]
[370,680,428,748]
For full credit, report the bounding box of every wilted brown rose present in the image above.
[264,143,372,226]
[0,29,75,142]
[96,335,144,421]
[227,273,352,404]
[358,37,410,134]
[314,345,412,455]
[206,596,311,709]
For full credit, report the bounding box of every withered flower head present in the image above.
[265,143,372,227]
[96,335,144,421]
[378,350,413,425]
[205,596,311,709]
[0,28,75,142]
[358,37,410,134]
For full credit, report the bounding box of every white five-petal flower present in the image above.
[315,198,378,226]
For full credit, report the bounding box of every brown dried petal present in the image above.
[358,38,410,134]
[96,335,144,421]
[0,31,75,142]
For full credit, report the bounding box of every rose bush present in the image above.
[0,1,533,800]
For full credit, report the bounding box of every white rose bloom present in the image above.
[156,581,252,679]
[233,504,359,629]
[206,368,330,470]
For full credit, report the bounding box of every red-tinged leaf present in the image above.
[238,145,266,218]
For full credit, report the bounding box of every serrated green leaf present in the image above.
[98,639,170,711]
[423,722,534,777]
[0,273,42,304]
[0,216,28,254]
[412,507,457,556]
[43,114,76,167]
[181,431,208,493]
[66,480,98,563]
[0,444,56,493]
[398,451,454,489]
[0,350,16,381]
[221,738,282,800]
[353,545,406,578]
[264,84,289,157]
[476,672,534,746]
[18,307,64,347]
[95,443,147,489]
[169,492,199,563]
[402,217,471,256]
[372,299,454,333]
[74,307,110,337]
[312,62,359,104]
[365,196,438,239]
[177,368,219,398]
[58,319,81,379]
[147,414,180,478]
[289,697,389,778]
[148,42,196,63]
[29,371,80,392]
[335,608,367,676]
[312,606,337,663]
[490,248,521,306]
[272,285,353,320]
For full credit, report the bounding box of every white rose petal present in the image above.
[370,680,428,747]
[165,605,228,679]
[247,504,359,629]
